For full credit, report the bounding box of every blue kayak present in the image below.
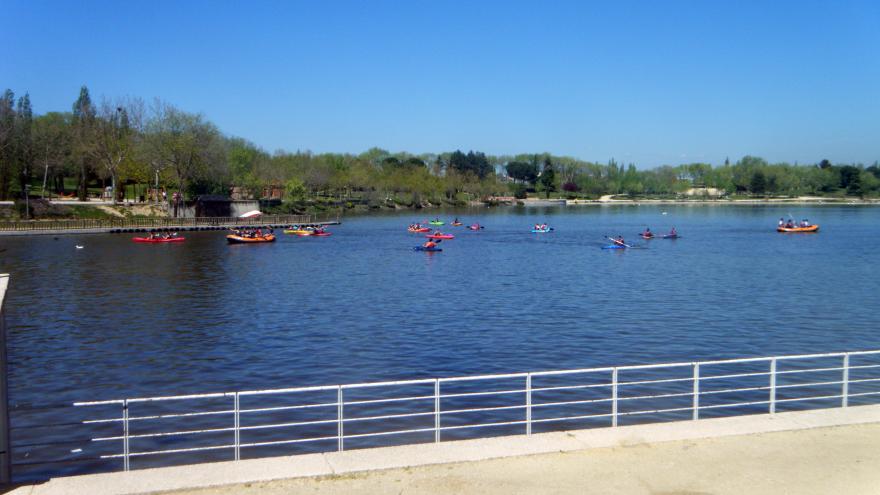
[414,246,442,252]
[601,244,627,250]
[531,229,553,233]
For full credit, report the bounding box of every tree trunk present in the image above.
[78,161,87,201]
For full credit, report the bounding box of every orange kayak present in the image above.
[226,234,276,243]
[777,225,819,233]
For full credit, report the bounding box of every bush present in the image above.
[511,184,528,199]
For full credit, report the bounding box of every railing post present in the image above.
[611,368,618,427]
[337,386,344,452]
[842,353,850,408]
[692,363,700,421]
[123,399,130,471]
[434,379,441,443]
[526,373,532,436]
[769,358,777,414]
[234,392,240,460]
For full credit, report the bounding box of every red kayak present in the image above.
[132,236,185,243]
[426,234,454,240]
[408,227,431,233]
[311,232,332,237]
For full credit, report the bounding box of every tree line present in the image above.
[1,86,877,214]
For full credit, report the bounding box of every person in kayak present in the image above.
[614,235,626,246]
[669,226,677,236]
[643,227,652,237]
[423,239,439,249]
[779,218,785,227]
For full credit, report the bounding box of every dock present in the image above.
[0,215,341,236]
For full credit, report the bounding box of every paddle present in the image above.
[605,235,631,248]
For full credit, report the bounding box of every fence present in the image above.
[10,349,880,482]
[0,214,334,232]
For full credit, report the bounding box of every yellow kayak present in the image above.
[284,229,313,235]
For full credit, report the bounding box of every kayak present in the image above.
[601,244,627,250]
[640,233,654,239]
[414,246,442,252]
[132,237,185,243]
[408,227,431,233]
[284,229,311,235]
[777,225,819,233]
[426,234,454,240]
[468,225,483,231]
[226,234,276,244]
[451,222,463,226]
[311,232,332,237]
[429,221,445,226]
[662,234,680,239]
[531,229,553,233]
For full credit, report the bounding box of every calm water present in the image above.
[2,204,880,478]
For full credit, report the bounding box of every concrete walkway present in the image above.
[11,405,880,495]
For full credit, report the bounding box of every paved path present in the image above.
[11,405,880,495]
[170,422,880,495]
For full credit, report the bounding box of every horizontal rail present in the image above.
[36,348,878,480]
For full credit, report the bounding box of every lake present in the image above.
[2,204,879,480]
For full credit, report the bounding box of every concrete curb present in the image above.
[12,405,880,495]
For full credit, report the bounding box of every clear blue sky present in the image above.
[3,0,879,167]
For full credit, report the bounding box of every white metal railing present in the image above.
[67,350,880,473]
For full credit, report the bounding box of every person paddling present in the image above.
[613,235,626,247]
[669,226,677,236]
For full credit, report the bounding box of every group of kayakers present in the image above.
[779,218,811,229]
[231,227,273,238]
[533,223,549,231]
[640,227,677,239]
[147,231,180,240]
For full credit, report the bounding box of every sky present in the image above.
[2,0,879,167]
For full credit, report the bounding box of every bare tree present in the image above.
[92,97,143,203]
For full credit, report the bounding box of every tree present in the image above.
[839,166,861,195]
[539,157,556,198]
[93,98,142,202]
[750,170,766,195]
[0,90,15,200]
[506,161,538,184]
[14,93,34,202]
[145,101,222,216]
[72,86,96,201]
[818,159,832,170]
[449,150,492,179]
[33,112,73,196]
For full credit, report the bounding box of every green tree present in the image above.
[506,161,538,184]
[14,93,33,201]
[0,90,16,199]
[144,101,223,216]
[72,86,96,200]
[539,157,556,198]
[839,166,862,195]
[750,170,766,195]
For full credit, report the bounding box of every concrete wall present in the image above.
[175,201,260,218]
